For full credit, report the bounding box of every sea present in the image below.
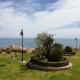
[0,38,79,48]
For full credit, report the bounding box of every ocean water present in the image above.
[0,38,79,48]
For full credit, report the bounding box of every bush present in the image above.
[32,48,46,60]
[34,33,65,62]
[6,48,11,54]
[11,49,26,53]
[46,43,63,62]
[0,50,3,54]
[27,32,70,70]
[48,48,63,62]
[35,32,54,59]
[64,46,73,52]
[53,43,63,49]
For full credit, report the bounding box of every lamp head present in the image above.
[20,29,24,35]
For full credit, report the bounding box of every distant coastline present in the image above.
[0,38,79,48]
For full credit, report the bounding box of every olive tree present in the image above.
[35,32,63,62]
[35,32,54,58]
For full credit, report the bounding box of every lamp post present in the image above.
[74,38,78,52]
[20,29,24,62]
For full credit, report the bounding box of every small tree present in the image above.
[6,48,11,54]
[35,32,63,62]
[35,32,53,48]
[35,32,54,58]
[64,46,72,52]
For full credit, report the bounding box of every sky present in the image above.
[0,0,80,38]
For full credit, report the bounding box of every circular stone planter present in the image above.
[63,52,76,56]
[27,62,72,71]
[27,58,72,71]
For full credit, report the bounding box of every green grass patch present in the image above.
[0,52,80,80]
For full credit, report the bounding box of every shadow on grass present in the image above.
[0,63,6,67]
[19,64,31,71]
[19,64,44,73]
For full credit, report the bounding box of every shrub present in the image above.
[6,48,11,54]
[0,49,3,54]
[11,49,26,53]
[48,48,63,62]
[35,32,54,58]
[53,43,63,50]
[34,33,64,62]
[47,43,63,62]
[32,48,46,60]
[64,46,73,52]
[35,32,54,48]
[27,32,70,70]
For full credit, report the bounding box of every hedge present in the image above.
[64,52,76,55]
[11,49,26,53]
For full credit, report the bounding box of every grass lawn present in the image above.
[0,52,80,80]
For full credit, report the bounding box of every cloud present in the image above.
[0,0,80,38]
[11,0,61,14]
[64,22,80,28]
[33,0,80,38]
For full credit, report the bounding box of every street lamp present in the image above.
[74,38,78,52]
[20,29,24,62]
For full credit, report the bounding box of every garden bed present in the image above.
[63,52,76,56]
[27,57,72,71]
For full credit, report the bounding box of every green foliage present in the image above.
[35,32,54,48]
[48,43,63,62]
[64,46,73,52]
[6,48,11,54]
[35,32,64,62]
[53,43,63,50]
[12,49,26,53]
[0,50,2,54]
[48,48,63,62]
[35,32,54,59]
[32,48,45,60]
